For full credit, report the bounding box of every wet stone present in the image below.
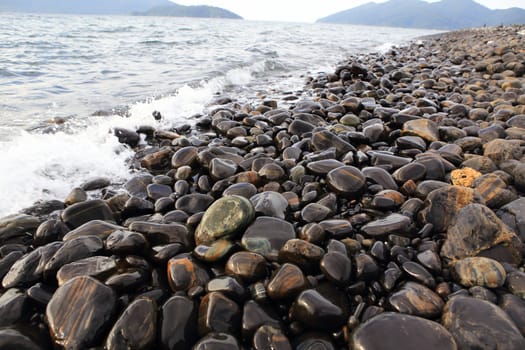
[453,257,506,288]
[44,236,103,274]
[402,261,435,288]
[206,276,247,302]
[311,130,356,156]
[195,195,255,246]
[351,312,457,350]
[392,162,427,183]
[64,188,87,206]
[242,216,295,261]
[46,276,117,350]
[198,292,241,336]
[161,295,198,350]
[416,250,442,272]
[320,251,352,286]
[175,194,215,215]
[129,221,191,247]
[278,239,325,272]
[105,230,148,254]
[225,252,267,283]
[250,192,288,220]
[259,163,286,181]
[402,118,439,142]
[442,296,525,350]
[125,174,153,199]
[441,204,522,265]
[105,297,157,350]
[0,251,24,281]
[301,203,332,223]
[223,183,258,199]
[193,333,240,350]
[326,166,366,198]
[146,183,172,201]
[0,288,29,327]
[210,158,238,179]
[362,167,399,190]
[34,219,69,246]
[63,220,122,241]
[253,325,292,350]
[171,146,198,168]
[0,214,41,245]
[355,253,379,281]
[61,199,114,229]
[290,289,345,331]
[418,186,484,233]
[242,300,281,340]
[0,328,45,350]
[295,334,336,350]
[500,294,525,336]
[56,256,117,286]
[267,263,308,300]
[194,239,235,263]
[167,254,211,292]
[389,281,444,318]
[150,243,184,264]
[306,159,345,176]
[361,214,411,237]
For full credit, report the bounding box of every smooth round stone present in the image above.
[56,256,117,286]
[306,159,345,176]
[396,135,427,151]
[0,251,23,282]
[2,242,62,289]
[361,213,411,237]
[250,192,289,220]
[193,333,240,350]
[301,203,331,223]
[419,186,484,233]
[61,199,114,229]
[198,292,241,336]
[453,257,506,288]
[392,162,427,183]
[225,252,267,282]
[389,282,444,318]
[351,312,457,350]
[161,295,198,350]
[259,163,286,181]
[355,253,379,281]
[242,300,281,340]
[311,130,355,156]
[242,217,295,261]
[0,328,45,350]
[290,289,345,331]
[171,146,198,168]
[44,236,104,274]
[402,261,436,288]
[33,219,69,246]
[319,220,352,238]
[253,325,292,350]
[223,183,258,199]
[278,239,325,272]
[129,221,191,248]
[123,196,154,217]
[155,197,174,213]
[500,294,525,336]
[267,263,308,300]
[402,118,439,142]
[167,254,211,292]
[450,167,482,187]
[80,177,111,191]
[320,251,351,286]
[175,194,215,215]
[194,239,235,263]
[416,250,442,272]
[206,276,247,302]
[362,167,399,190]
[414,180,450,199]
[210,158,238,179]
[195,196,255,245]
[125,174,153,199]
[105,298,157,350]
[62,220,122,241]
[326,166,366,198]
[441,204,522,265]
[442,296,525,350]
[146,183,172,201]
[0,288,28,327]
[46,276,116,349]
[105,230,148,254]
[64,188,87,206]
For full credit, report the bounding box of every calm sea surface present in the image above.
[0,13,441,217]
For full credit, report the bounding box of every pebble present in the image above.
[290,289,345,331]
[388,281,444,318]
[326,166,366,198]
[242,216,295,260]
[453,257,506,288]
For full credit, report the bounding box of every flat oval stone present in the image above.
[46,276,116,350]
[175,194,215,215]
[242,217,295,261]
[267,263,308,300]
[419,186,484,233]
[402,118,439,142]
[250,192,289,220]
[210,158,238,179]
[312,130,356,156]
[125,174,153,199]
[129,221,191,248]
[105,298,156,350]
[442,296,525,350]
[34,219,69,246]
[105,230,148,254]
[193,333,240,350]
[195,196,255,245]
[362,167,399,190]
[171,146,198,168]
[198,292,241,337]
[453,257,506,288]
[56,256,117,286]
[278,239,325,272]
[306,159,345,176]
[259,163,286,181]
[402,261,435,288]
[393,162,427,183]
[61,199,114,229]
[146,183,172,201]
[290,289,345,331]
[223,183,258,199]
[62,220,122,241]
[225,252,267,282]
[44,236,104,274]
[167,254,211,292]
[441,204,522,265]
[193,239,235,263]
[161,295,198,350]
[320,251,352,286]
[301,203,332,223]
[0,288,29,327]
[326,166,366,198]
[389,282,444,318]
[253,325,292,350]
[351,312,457,350]
[361,213,411,237]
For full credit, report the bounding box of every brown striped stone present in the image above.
[267,263,308,300]
[453,257,506,288]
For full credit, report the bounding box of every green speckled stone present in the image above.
[195,196,255,245]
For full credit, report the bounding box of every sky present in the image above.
[170,0,525,22]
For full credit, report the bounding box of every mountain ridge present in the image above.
[317,0,525,29]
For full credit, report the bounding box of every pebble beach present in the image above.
[1,25,525,349]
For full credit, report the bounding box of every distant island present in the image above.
[317,0,525,29]
[0,0,242,19]
[134,3,242,19]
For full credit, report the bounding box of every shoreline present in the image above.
[1,25,525,349]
